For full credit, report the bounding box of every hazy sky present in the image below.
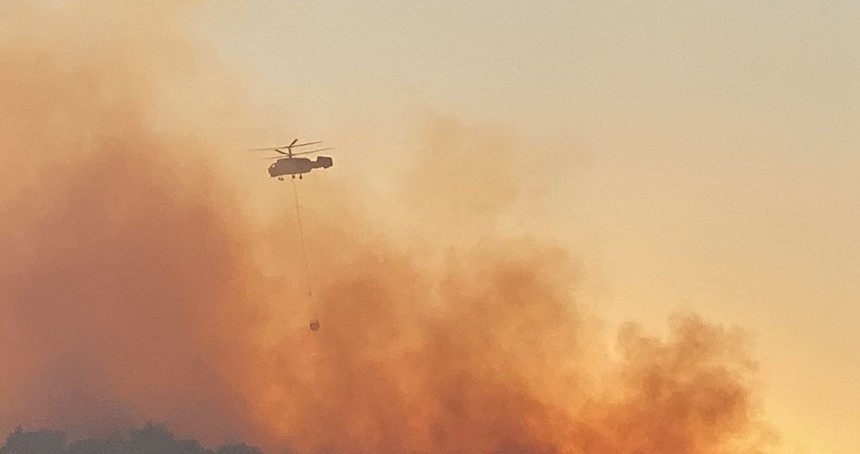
[195,2,858,452]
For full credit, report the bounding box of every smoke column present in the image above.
[0,1,777,453]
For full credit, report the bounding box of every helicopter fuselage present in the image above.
[268,156,333,178]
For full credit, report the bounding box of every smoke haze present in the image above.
[1,2,777,453]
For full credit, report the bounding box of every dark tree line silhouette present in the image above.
[0,424,263,454]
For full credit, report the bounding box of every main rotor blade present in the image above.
[290,141,322,148]
[291,147,334,156]
[247,141,320,151]
[247,146,291,151]
[261,148,332,159]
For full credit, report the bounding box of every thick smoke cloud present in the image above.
[0,0,261,445]
[0,1,777,453]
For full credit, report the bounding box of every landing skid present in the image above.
[275,174,304,181]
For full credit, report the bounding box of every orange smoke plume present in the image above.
[0,2,777,453]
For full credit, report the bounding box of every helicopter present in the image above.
[249,139,334,180]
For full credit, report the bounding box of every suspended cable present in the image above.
[291,177,312,298]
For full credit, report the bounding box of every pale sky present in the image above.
[196,2,859,452]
